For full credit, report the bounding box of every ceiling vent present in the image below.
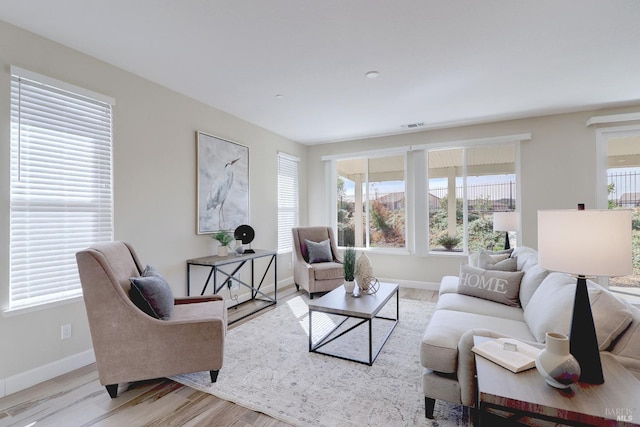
[402,122,425,129]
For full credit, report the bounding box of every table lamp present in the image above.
[493,211,519,250]
[537,205,632,384]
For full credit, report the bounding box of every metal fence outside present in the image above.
[609,170,640,207]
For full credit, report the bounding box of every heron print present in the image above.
[197,132,249,233]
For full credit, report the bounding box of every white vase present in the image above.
[217,245,228,257]
[535,332,581,389]
[343,280,355,293]
[355,253,373,291]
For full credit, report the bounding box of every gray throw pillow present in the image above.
[457,264,524,307]
[130,265,174,320]
[305,239,333,263]
[479,250,517,271]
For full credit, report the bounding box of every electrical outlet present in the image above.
[61,324,72,340]
[231,280,239,290]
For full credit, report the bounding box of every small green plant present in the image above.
[211,230,234,247]
[343,247,356,281]
[436,234,461,251]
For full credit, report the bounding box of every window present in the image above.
[277,152,299,253]
[336,154,406,249]
[9,67,114,310]
[605,133,640,293]
[427,144,517,253]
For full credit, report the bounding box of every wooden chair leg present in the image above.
[106,384,118,398]
[425,397,435,419]
[210,370,219,383]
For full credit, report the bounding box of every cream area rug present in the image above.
[172,294,471,427]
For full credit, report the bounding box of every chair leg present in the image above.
[425,397,435,419]
[210,370,219,383]
[106,384,118,398]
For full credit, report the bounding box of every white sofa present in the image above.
[420,246,640,419]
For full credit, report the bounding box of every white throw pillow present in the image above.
[524,272,633,350]
[518,264,550,310]
[478,250,517,271]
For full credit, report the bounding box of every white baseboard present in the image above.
[378,277,440,291]
[2,349,96,398]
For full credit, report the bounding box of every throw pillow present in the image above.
[305,239,333,263]
[478,250,517,271]
[518,264,550,310]
[457,264,524,307]
[524,272,633,350]
[468,248,513,268]
[130,266,174,320]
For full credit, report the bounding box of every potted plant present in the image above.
[435,234,461,251]
[343,246,356,293]
[212,230,234,256]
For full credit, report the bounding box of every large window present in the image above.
[427,144,517,253]
[9,68,114,310]
[336,154,406,249]
[277,152,299,253]
[605,134,640,292]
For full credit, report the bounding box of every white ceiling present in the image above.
[1,0,640,145]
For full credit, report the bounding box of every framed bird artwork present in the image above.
[196,131,249,234]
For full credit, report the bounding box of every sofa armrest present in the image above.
[457,329,510,407]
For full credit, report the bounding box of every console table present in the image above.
[474,336,640,426]
[187,249,277,324]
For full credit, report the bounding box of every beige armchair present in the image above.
[292,226,344,298]
[76,241,226,398]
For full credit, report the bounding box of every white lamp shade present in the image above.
[493,211,519,232]
[537,209,632,277]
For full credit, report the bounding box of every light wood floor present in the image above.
[0,285,438,427]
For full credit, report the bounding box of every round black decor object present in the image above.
[234,224,255,244]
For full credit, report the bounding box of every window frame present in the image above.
[325,147,410,252]
[412,133,531,257]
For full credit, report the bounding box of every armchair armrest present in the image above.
[175,295,224,304]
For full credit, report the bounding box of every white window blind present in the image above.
[9,69,114,310]
[277,153,299,253]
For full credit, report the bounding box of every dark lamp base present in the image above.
[570,276,604,384]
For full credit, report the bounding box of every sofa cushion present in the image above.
[437,292,525,321]
[518,264,550,310]
[524,272,634,350]
[457,264,524,307]
[420,309,535,373]
[511,246,539,271]
[439,275,460,296]
[479,250,517,271]
[611,301,640,359]
[129,267,174,320]
[305,239,333,263]
[312,261,344,280]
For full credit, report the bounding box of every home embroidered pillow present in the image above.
[457,264,524,307]
[129,265,174,320]
[305,239,333,263]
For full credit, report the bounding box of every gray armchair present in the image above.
[292,226,344,298]
[76,241,226,398]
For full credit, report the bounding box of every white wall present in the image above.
[0,20,306,394]
[307,107,640,286]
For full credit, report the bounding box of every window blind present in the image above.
[277,153,299,253]
[9,70,114,310]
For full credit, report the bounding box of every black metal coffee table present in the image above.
[308,282,399,365]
